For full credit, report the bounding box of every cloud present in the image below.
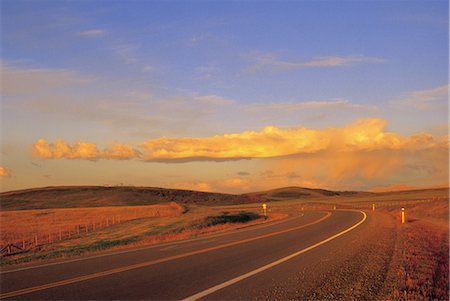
[170,181,213,192]
[77,29,105,36]
[245,99,377,112]
[32,139,140,160]
[368,183,420,192]
[393,84,449,110]
[237,171,250,176]
[246,53,386,73]
[11,90,235,138]
[0,166,11,177]
[1,63,88,94]
[140,118,445,162]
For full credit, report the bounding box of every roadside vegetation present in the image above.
[0,205,276,266]
[384,199,449,300]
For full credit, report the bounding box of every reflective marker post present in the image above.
[372,203,375,211]
[401,207,405,224]
[262,203,267,219]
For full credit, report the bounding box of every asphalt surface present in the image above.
[1,210,366,300]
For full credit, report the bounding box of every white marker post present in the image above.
[372,203,375,211]
[401,207,405,224]
[262,203,267,219]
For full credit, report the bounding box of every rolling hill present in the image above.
[245,186,374,200]
[0,185,447,211]
[0,186,266,210]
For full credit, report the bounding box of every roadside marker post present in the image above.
[372,203,375,211]
[262,203,267,219]
[401,207,405,224]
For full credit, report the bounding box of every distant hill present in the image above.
[245,186,374,200]
[1,185,447,211]
[0,186,268,210]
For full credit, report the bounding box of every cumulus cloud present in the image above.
[140,118,445,162]
[32,139,140,160]
[0,166,11,177]
[170,181,213,192]
[170,178,251,194]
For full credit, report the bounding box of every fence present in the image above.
[0,202,183,256]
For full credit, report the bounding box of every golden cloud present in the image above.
[32,139,140,160]
[140,118,445,161]
[0,166,11,177]
[170,181,213,192]
[32,118,447,165]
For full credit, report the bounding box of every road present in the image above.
[1,210,367,300]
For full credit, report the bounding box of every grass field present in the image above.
[383,199,449,300]
[0,202,183,245]
[0,202,283,265]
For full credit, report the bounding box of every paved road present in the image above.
[1,210,366,300]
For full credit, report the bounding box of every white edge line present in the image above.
[1,213,304,274]
[182,210,367,301]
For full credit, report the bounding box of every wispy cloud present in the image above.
[77,29,105,36]
[0,166,11,177]
[245,53,386,73]
[1,63,89,94]
[113,44,139,64]
[245,99,378,112]
[392,84,449,110]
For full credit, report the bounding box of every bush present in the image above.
[191,211,261,229]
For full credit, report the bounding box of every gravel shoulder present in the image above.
[261,210,399,300]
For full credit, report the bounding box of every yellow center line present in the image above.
[0,212,331,299]
[183,210,367,301]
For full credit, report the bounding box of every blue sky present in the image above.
[1,1,448,192]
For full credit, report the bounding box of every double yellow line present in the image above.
[183,210,367,300]
[1,212,331,299]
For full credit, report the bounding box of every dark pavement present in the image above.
[0,210,367,300]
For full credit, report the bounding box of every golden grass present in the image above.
[0,203,285,266]
[0,202,183,244]
[392,221,448,300]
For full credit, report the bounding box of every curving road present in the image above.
[1,210,367,300]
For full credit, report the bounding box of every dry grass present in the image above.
[0,204,285,266]
[385,200,449,301]
[0,202,183,245]
[392,222,448,300]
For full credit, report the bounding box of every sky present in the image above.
[1,0,448,193]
